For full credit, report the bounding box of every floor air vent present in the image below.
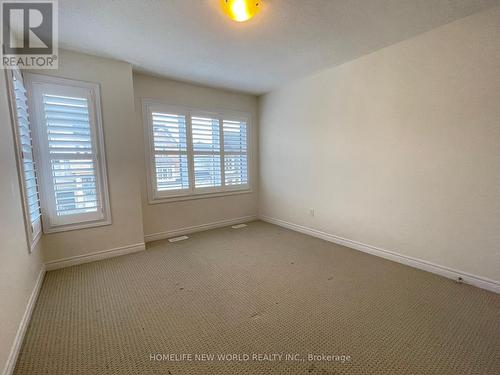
[168,235,189,243]
[231,224,248,229]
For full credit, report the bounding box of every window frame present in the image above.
[24,73,112,233]
[5,68,42,251]
[142,100,252,204]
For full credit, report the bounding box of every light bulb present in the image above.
[221,0,261,22]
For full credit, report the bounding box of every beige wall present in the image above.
[0,72,44,374]
[259,7,500,282]
[39,50,145,262]
[133,73,258,237]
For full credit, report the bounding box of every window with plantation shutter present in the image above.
[26,74,111,233]
[223,120,248,187]
[144,102,251,202]
[152,111,189,193]
[6,68,42,249]
[191,116,222,189]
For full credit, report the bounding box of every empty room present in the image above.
[1,1,500,374]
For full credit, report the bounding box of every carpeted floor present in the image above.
[14,221,500,374]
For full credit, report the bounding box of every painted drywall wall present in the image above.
[133,73,258,238]
[0,72,45,374]
[259,7,500,282]
[39,50,145,262]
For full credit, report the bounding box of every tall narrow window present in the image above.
[25,74,111,232]
[6,68,42,249]
[191,116,222,189]
[144,102,251,202]
[152,111,189,193]
[223,119,248,188]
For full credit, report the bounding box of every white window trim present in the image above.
[142,99,253,204]
[5,69,42,251]
[24,73,112,233]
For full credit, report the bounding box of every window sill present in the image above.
[149,188,252,205]
[42,218,112,234]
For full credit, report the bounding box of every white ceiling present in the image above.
[59,0,500,94]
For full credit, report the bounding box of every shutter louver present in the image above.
[191,116,221,188]
[152,112,189,191]
[12,71,42,232]
[42,94,100,216]
[223,120,248,186]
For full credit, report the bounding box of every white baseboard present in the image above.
[3,266,45,375]
[45,242,146,271]
[260,215,500,294]
[144,215,258,243]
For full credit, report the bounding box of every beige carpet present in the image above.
[15,221,500,374]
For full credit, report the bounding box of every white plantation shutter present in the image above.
[43,94,100,216]
[151,112,189,192]
[191,116,222,189]
[27,74,111,232]
[8,68,42,247]
[144,102,251,201]
[223,120,248,187]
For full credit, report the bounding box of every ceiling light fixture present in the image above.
[221,0,261,22]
